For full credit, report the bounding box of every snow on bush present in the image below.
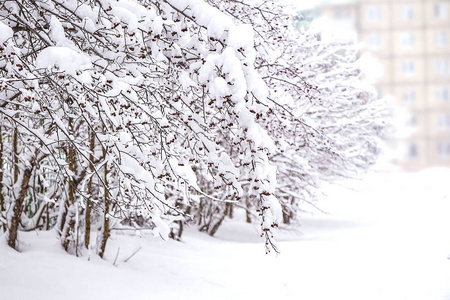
[0,0,390,255]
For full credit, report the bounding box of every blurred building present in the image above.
[314,0,450,170]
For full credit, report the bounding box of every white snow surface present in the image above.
[0,22,13,44]
[1,168,450,300]
[35,46,92,81]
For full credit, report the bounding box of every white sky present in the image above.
[279,0,320,10]
[279,0,354,10]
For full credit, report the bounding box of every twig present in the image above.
[123,246,142,263]
[113,247,120,267]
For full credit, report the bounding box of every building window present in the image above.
[402,87,416,103]
[408,143,418,158]
[407,115,418,127]
[367,6,381,22]
[334,7,350,19]
[368,34,382,49]
[437,114,450,129]
[437,86,450,101]
[400,32,415,48]
[435,31,448,47]
[436,58,450,74]
[400,5,414,20]
[438,142,450,158]
[402,60,415,75]
[435,3,449,19]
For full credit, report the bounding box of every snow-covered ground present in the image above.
[1,169,450,300]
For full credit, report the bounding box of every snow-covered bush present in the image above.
[196,0,392,226]
[0,0,390,255]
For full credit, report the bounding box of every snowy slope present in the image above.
[1,169,450,300]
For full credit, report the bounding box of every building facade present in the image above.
[318,0,450,170]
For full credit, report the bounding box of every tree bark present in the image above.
[84,128,95,249]
[61,140,77,252]
[7,168,33,249]
[61,119,78,252]
[208,205,228,237]
[13,126,18,184]
[7,122,21,249]
[99,147,109,258]
[7,149,41,250]
[0,124,5,232]
[245,198,252,223]
[226,202,233,218]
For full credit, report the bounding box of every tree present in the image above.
[193,0,392,227]
[0,0,390,255]
[0,0,283,254]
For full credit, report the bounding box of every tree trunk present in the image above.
[245,198,252,223]
[7,148,41,250]
[99,147,109,258]
[7,123,21,249]
[226,202,233,218]
[208,205,228,237]
[282,209,291,225]
[61,117,79,252]
[13,126,18,184]
[61,204,76,252]
[84,129,95,249]
[61,140,77,252]
[0,123,5,232]
[7,168,33,249]
[177,220,183,239]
